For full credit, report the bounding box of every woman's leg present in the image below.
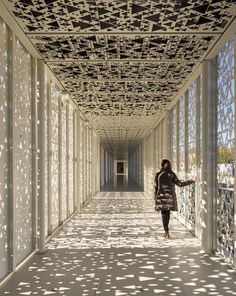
[161,210,169,231]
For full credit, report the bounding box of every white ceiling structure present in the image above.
[3,0,236,158]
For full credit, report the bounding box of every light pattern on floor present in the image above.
[1,192,236,296]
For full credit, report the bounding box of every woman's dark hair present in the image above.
[161,159,172,171]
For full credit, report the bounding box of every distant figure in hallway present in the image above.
[154,159,195,239]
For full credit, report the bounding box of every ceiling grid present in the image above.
[3,0,236,157]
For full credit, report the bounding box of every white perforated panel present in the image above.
[51,83,59,230]
[61,95,67,220]
[68,103,74,215]
[0,18,8,279]
[14,38,32,265]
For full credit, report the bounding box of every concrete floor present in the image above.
[1,192,236,296]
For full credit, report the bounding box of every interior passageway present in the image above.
[1,192,236,296]
[101,175,143,192]
[1,0,236,294]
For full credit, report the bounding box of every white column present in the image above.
[150,130,155,194]
[31,57,38,249]
[47,80,52,236]
[97,138,100,192]
[75,110,80,213]
[233,35,236,270]
[176,101,180,172]
[201,60,217,253]
[37,59,47,253]
[66,100,70,217]
[58,94,63,224]
[184,90,189,227]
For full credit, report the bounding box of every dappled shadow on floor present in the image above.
[1,192,236,295]
[1,247,236,296]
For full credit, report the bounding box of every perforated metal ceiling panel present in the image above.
[3,0,236,157]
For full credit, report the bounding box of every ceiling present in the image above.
[3,0,236,158]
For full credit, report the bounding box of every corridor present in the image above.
[1,192,236,296]
[1,1,236,295]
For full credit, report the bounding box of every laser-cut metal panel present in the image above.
[187,82,197,231]
[3,0,236,158]
[0,19,8,279]
[61,95,67,221]
[178,96,185,221]
[50,61,194,81]
[51,83,60,230]
[31,35,215,61]
[68,103,74,215]
[70,81,179,93]
[5,0,236,33]
[14,39,32,266]
[172,106,177,172]
[216,38,235,264]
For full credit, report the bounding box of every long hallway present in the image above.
[1,1,236,295]
[1,192,236,296]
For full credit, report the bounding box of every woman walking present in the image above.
[154,159,195,239]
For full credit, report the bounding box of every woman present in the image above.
[154,159,195,239]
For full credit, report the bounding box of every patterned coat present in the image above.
[154,170,194,211]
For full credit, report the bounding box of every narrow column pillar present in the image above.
[37,59,47,253]
[75,110,80,213]
[31,57,38,249]
[66,99,70,217]
[233,35,236,270]
[58,93,63,224]
[201,60,217,253]
[150,130,155,194]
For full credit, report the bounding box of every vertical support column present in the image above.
[169,110,173,165]
[84,123,86,202]
[90,128,92,196]
[150,130,155,194]
[58,94,63,224]
[140,143,144,189]
[81,121,84,204]
[73,108,76,212]
[184,90,189,227]
[66,100,70,217]
[37,59,46,253]
[143,139,147,192]
[31,57,38,249]
[201,60,217,253]
[75,110,80,213]
[97,138,100,192]
[91,132,94,197]
[233,35,236,270]
[100,145,104,188]
[8,31,16,271]
[176,101,180,172]
[47,79,52,236]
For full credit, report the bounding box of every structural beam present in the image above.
[47,59,198,63]
[26,31,221,36]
